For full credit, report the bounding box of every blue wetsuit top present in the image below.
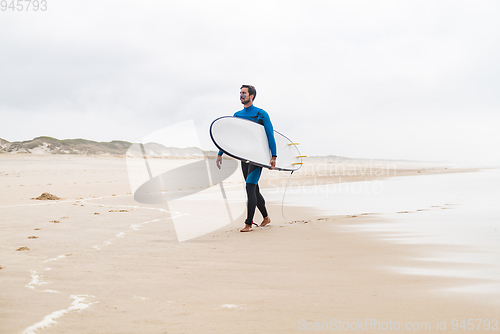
[218,105,277,157]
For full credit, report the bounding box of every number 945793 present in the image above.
[1,0,47,11]
[452,319,498,331]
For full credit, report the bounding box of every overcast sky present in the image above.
[1,0,499,165]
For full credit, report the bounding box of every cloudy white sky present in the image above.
[1,0,499,165]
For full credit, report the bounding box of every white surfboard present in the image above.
[210,116,303,171]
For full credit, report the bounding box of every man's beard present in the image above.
[240,98,250,105]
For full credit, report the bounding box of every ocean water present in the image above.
[264,169,500,290]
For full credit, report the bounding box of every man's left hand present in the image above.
[269,156,276,170]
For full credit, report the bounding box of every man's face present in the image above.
[240,88,252,105]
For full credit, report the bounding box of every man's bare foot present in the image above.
[240,225,253,232]
[260,217,271,227]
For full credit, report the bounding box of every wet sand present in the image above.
[0,154,497,333]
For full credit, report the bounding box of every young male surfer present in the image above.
[216,85,277,232]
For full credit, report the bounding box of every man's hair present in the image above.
[241,85,257,101]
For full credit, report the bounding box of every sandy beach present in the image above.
[1,154,498,334]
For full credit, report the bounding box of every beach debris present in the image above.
[16,246,30,251]
[34,228,41,230]
[50,220,60,223]
[32,192,61,200]
[28,236,38,239]
[219,304,244,309]
[109,209,128,213]
[94,212,100,215]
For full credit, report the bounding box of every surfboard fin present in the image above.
[296,155,307,158]
[288,143,299,146]
[292,162,303,165]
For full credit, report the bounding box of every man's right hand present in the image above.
[216,155,222,169]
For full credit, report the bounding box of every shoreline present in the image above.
[1,155,497,333]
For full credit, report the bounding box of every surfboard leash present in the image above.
[281,170,294,221]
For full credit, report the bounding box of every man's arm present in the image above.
[261,110,277,169]
[216,154,223,169]
[269,156,276,170]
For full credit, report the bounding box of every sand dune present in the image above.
[0,136,217,157]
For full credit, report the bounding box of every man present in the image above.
[216,85,277,232]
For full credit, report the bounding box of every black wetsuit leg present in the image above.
[241,161,268,226]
